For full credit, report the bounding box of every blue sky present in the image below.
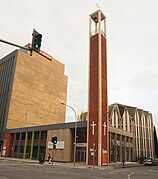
[0,0,158,127]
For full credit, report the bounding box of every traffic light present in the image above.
[51,136,57,145]
[32,29,42,52]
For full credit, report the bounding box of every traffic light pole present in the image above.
[0,38,32,55]
[51,148,54,166]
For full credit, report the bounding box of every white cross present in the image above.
[91,121,96,135]
[103,122,107,136]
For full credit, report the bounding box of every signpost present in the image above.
[90,144,96,169]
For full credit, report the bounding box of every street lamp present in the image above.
[61,102,77,167]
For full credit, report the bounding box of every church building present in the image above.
[0,10,155,165]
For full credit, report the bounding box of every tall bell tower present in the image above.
[87,10,108,166]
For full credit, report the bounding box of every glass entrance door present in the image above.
[76,147,86,162]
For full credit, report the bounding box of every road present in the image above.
[0,159,158,179]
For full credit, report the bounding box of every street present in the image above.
[0,159,158,179]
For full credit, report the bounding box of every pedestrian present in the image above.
[48,153,51,162]
[122,159,125,167]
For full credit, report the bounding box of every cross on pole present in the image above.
[91,121,96,135]
[95,3,100,10]
[103,122,107,136]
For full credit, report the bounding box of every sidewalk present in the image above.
[109,162,143,169]
[0,157,37,164]
[0,157,142,170]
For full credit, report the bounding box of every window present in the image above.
[117,135,120,141]
[41,131,47,139]
[122,136,125,142]
[16,133,20,140]
[130,138,133,143]
[26,146,31,154]
[28,132,32,140]
[111,133,115,140]
[14,146,18,153]
[20,146,24,153]
[34,131,39,140]
[21,133,26,140]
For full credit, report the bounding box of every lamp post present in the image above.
[61,102,77,167]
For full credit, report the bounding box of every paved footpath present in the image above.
[0,157,142,170]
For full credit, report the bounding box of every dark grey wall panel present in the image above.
[0,50,18,141]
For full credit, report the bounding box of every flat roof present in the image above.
[5,121,87,133]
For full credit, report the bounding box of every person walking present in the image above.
[48,153,51,164]
[122,159,125,167]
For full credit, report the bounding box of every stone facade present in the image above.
[6,49,67,129]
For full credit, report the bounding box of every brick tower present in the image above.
[87,10,108,166]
